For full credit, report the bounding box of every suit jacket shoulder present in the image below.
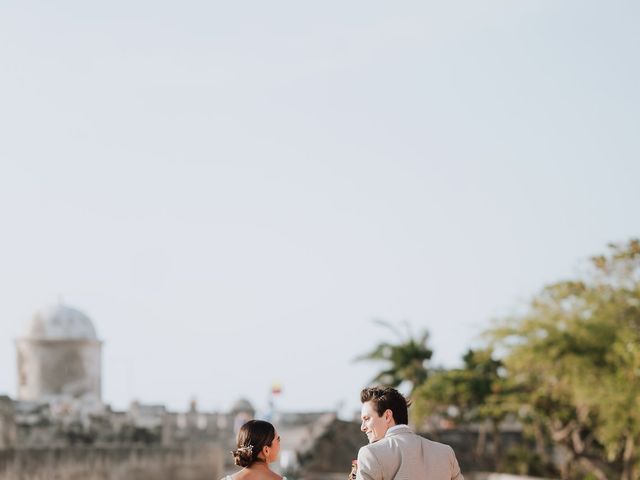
[356,429,463,480]
[361,430,452,456]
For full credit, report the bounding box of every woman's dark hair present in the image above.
[360,386,410,425]
[231,420,276,468]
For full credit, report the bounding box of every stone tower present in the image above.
[15,305,102,402]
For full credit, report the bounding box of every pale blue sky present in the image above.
[1,1,638,415]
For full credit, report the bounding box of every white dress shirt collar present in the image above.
[385,424,408,436]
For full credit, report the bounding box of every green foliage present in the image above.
[488,239,640,480]
[413,348,507,425]
[501,445,550,477]
[355,319,432,394]
[413,347,512,470]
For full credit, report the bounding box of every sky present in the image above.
[1,1,639,417]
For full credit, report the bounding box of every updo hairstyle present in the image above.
[231,420,276,468]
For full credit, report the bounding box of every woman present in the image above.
[222,419,285,480]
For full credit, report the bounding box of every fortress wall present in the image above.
[0,443,223,480]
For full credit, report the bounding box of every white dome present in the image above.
[25,305,98,340]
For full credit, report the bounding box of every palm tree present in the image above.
[355,319,433,394]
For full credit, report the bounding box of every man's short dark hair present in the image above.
[360,386,410,425]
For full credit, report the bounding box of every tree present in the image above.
[489,239,640,480]
[355,319,433,395]
[413,348,511,470]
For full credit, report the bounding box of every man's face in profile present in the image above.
[360,401,392,443]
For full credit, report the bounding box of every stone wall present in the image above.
[297,419,366,475]
[426,428,533,473]
[0,443,223,480]
[0,398,16,450]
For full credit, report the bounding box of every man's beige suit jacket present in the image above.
[355,425,464,480]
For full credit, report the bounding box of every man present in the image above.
[356,386,464,480]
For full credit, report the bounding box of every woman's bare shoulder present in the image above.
[224,471,283,480]
[259,472,283,480]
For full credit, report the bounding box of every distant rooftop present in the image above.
[22,304,98,340]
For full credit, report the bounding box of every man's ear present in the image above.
[384,409,393,423]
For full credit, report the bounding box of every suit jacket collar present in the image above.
[384,424,412,437]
